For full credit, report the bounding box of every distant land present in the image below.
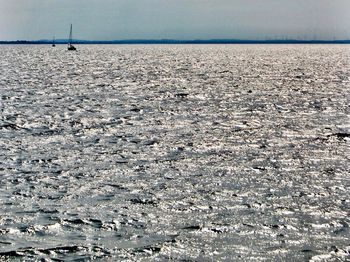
[1,39,350,45]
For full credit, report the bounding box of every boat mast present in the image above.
[69,24,73,46]
[67,23,77,50]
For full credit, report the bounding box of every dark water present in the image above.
[0,45,349,261]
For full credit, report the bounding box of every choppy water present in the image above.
[0,44,349,261]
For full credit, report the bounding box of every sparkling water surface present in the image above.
[0,45,349,261]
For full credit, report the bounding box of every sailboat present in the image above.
[52,36,56,47]
[67,24,76,51]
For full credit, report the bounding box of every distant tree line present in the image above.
[1,39,350,45]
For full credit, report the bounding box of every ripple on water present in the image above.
[0,44,349,261]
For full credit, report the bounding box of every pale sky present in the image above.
[0,0,350,41]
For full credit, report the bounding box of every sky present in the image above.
[0,0,350,41]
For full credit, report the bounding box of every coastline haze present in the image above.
[1,0,350,41]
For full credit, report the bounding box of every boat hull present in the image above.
[68,45,76,51]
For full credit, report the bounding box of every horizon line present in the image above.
[1,38,350,44]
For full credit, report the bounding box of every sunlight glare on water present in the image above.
[0,44,349,261]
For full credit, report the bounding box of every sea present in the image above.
[0,44,349,261]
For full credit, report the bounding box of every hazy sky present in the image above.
[1,0,350,40]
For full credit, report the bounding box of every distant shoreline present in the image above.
[1,39,350,45]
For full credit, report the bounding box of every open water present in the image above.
[0,45,349,261]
